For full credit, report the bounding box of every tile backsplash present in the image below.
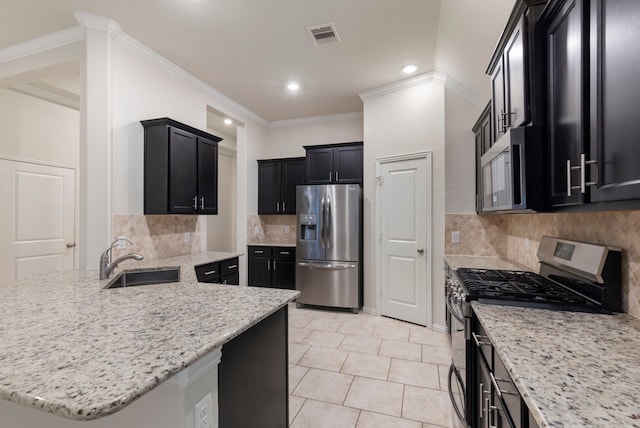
[112,215,201,259]
[445,211,640,319]
[247,215,296,245]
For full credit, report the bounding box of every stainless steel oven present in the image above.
[445,271,470,427]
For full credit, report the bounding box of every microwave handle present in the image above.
[512,141,524,209]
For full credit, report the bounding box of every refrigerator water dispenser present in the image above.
[299,214,317,241]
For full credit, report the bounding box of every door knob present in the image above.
[66,243,76,248]
[417,249,424,255]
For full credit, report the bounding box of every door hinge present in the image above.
[376,176,384,185]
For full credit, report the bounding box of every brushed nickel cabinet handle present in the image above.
[66,243,76,248]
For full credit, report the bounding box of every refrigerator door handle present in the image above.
[325,195,331,249]
[297,262,356,269]
[320,196,326,248]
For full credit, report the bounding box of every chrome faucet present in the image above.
[99,238,144,280]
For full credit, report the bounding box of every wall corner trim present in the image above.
[267,111,363,128]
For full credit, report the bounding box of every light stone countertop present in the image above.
[0,251,299,421]
[445,254,640,427]
[473,303,640,428]
[247,241,296,247]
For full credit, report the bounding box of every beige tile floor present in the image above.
[287,303,462,428]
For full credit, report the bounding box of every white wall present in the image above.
[207,133,237,252]
[361,75,446,328]
[0,88,79,165]
[444,88,482,214]
[261,114,364,159]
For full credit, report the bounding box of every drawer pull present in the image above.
[227,264,238,269]
[204,270,217,275]
[472,332,488,347]
[255,250,264,254]
[279,251,290,255]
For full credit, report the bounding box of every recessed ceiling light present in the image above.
[402,64,418,74]
[287,82,300,92]
[224,118,233,125]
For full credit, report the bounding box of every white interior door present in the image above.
[0,159,76,284]
[378,154,431,326]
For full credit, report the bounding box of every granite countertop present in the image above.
[0,251,299,421]
[473,303,640,428]
[247,241,296,247]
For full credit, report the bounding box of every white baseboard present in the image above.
[431,323,447,334]
[362,306,378,315]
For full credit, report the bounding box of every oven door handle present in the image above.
[448,363,466,423]
[445,292,466,323]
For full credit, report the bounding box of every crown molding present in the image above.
[359,70,486,109]
[359,72,440,101]
[0,26,84,64]
[438,74,487,109]
[9,83,80,110]
[268,111,363,128]
[84,14,268,127]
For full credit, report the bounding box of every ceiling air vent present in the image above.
[307,23,341,46]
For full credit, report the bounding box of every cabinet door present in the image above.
[248,256,271,287]
[546,0,586,207]
[589,0,640,202]
[334,145,363,183]
[305,147,334,184]
[258,161,282,214]
[168,127,198,213]
[272,258,296,289]
[491,59,507,142]
[281,159,305,214]
[476,354,492,428]
[504,16,528,129]
[197,137,218,214]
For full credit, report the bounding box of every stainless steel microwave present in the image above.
[479,126,546,213]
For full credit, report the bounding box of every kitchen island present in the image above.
[0,251,299,427]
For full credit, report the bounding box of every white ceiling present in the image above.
[0,0,515,122]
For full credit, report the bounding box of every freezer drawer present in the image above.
[295,260,359,310]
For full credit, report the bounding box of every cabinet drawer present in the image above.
[493,353,521,426]
[195,261,221,283]
[473,320,493,367]
[220,257,239,275]
[248,246,272,257]
[220,271,239,285]
[272,247,295,259]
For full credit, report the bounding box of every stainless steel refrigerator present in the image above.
[296,184,362,312]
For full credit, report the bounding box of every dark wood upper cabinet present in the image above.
[588,0,640,203]
[473,103,492,212]
[304,142,363,184]
[539,0,640,208]
[487,1,546,142]
[258,157,305,215]
[542,0,586,207]
[142,118,221,215]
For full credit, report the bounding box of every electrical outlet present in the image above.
[525,238,530,250]
[194,392,213,428]
[254,226,262,235]
[117,236,126,250]
[451,231,461,244]
[184,232,191,243]
[284,225,290,234]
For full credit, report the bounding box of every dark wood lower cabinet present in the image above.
[218,307,288,428]
[247,246,296,289]
[194,257,239,285]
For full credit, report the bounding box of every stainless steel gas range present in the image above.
[445,236,622,428]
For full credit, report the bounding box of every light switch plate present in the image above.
[451,231,460,243]
[116,236,126,250]
[184,232,191,243]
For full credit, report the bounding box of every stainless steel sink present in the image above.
[105,267,180,289]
